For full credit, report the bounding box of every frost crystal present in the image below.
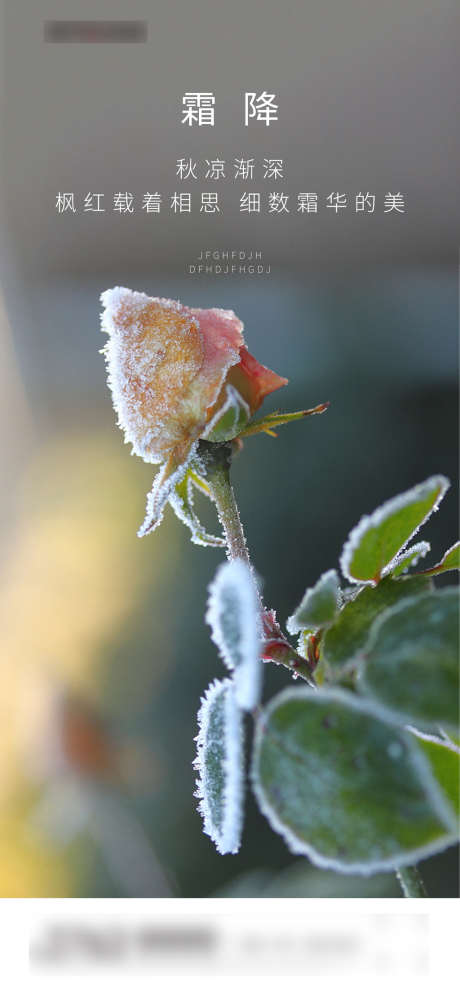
[206,559,262,710]
[203,385,250,443]
[389,541,431,577]
[193,678,245,855]
[169,468,225,548]
[137,443,197,538]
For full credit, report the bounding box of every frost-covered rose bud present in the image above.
[100,287,287,537]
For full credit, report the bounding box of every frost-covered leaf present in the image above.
[321,575,430,675]
[252,687,457,873]
[206,559,262,710]
[239,402,329,439]
[407,729,459,820]
[193,678,245,855]
[340,475,449,584]
[418,541,460,577]
[203,385,250,443]
[287,570,341,634]
[296,629,314,658]
[390,542,431,577]
[358,588,459,733]
[137,443,197,538]
[169,467,225,547]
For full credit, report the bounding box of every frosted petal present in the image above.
[101,287,244,464]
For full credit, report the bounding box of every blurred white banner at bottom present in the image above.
[1,898,459,986]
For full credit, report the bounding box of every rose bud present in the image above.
[101,287,287,538]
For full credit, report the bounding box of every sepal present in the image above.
[240,402,329,439]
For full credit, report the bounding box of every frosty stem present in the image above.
[396,865,428,898]
[203,443,252,566]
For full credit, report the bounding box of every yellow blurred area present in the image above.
[0,795,70,897]
[0,427,180,894]
[2,435,154,678]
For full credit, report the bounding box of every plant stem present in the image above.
[396,865,428,898]
[261,636,316,685]
[202,443,252,566]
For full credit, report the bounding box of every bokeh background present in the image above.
[0,0,458,897]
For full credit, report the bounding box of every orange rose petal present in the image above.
[227,346,288,413]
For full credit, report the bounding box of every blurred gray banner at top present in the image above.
[1,0,459,275]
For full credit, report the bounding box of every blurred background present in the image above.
[0,0,458,897]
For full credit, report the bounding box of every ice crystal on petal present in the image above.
[100,287,244,464]
[193,678,245,855]
[206,560,262,710]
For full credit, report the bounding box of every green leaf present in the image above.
[390,542,431,577]
[239,402,329,438]
[417,541,460,577]
[194,678,245,855]
[340,475,449,584]
[252,688,457,873]
[408,730,459,818]
[287,569,341,633]
[321,575,430,675]
[203,386,250,443]
[169,467,225,547]
[359,588,459,733]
